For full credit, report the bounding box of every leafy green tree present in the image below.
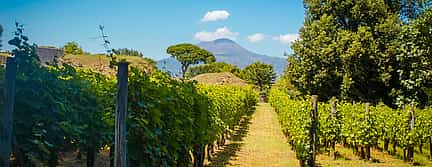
[113,48,143,57]
[166,43,215,78]
[304,0,431,25]
[287,0,430,105]
[186,62,241,78]
[241,62,276,92]
[392,7,432,106]
[288,14,343,100]
[62,41,84,55]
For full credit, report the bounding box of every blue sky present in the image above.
[0,0,305,60]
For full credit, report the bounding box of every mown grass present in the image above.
[208,103,298,167]
[317,143,432,167]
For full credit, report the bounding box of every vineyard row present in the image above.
[269,88,432,167]
[0,54,258,167]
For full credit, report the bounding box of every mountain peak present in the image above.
[158,38,287,76]
[213,38,236,44]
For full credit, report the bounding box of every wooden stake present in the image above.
[365,103,370,117]
[408,104,415,161]
[115,62,129,167]
[0,57,17,166]
[331,101,337,160]
[331,101,336,119]
[365,102,371,160]
[308,95,318,167]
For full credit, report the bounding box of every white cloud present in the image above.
[273,33,299,44]
[247,33,266,43]
[194,27,239,41]
[201,10,230,22]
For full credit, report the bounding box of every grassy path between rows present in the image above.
[207,103,298,167]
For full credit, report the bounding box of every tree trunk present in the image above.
[86,146,97,167]
[181,64,189,78]
[210,143,215,154]
[193,144,206,167]
[14,150,31,167]
[109,144,114,167]
[222,133,226,146]
[76,149,82,160]
[299,160,306,167]
[419,141,423,154]
[384,139,389,152]
[332,141,336,160]
[354,144,359,155]
[207,144,213,161]
[48,151,58,167]
[429,137,432,159]
[217,137,222,149]
[360,147,365,159]
[366,146,371,160]
[407,147,414,161]
[13,139,32,167]
[324,139,328,150]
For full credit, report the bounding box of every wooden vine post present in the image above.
[309,95,318,167]
[330,101,337,160]
[407,104,415,161]
[0,57,17,166]
[365,102,371,160]
[430,135,432,159]
[115,62,129,167]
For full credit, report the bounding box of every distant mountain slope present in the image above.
[191,72,248,86]
[157,39,286,76]
[62,54,155,76]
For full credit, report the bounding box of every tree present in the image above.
[113,48,143,57]
[166,43,215,78]
[186,62,241,78]
[62,41,84,55]
[288,14,344,100]
[241,62,276,93]
[392,7,432,107]
[287,0,430,105]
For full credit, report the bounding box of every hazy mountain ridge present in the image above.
[157,39,287,76]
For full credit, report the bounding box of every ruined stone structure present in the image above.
[0,47,63,66]
[36,46,64,64]
[0,51,10,66]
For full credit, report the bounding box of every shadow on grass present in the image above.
[374,143,430,166]
[208,115,252,167]
[318,147,352,161]
[334,151,352,161]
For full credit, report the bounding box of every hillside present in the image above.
[157,39,286,76]
[191,72,248,86]
[61,54,155,75]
